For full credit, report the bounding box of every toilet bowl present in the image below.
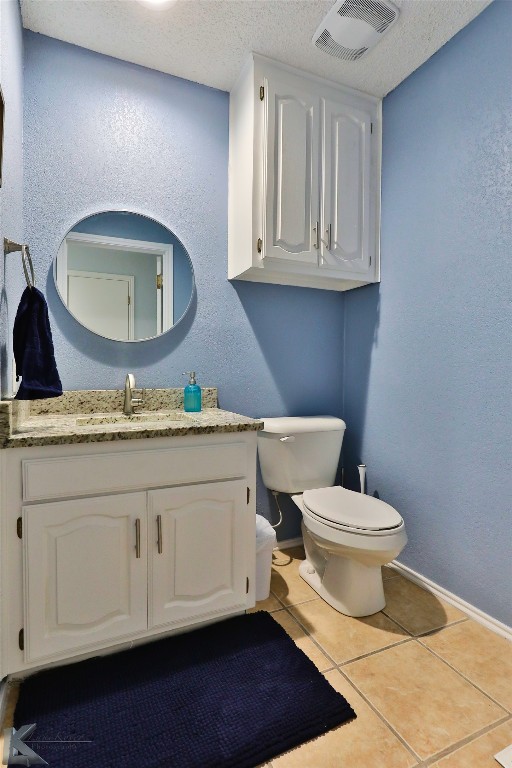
[257,416,407,617]
[294,487,406,616]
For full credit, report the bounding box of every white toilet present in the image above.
[257,416,407,617]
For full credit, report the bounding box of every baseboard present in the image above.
[272,536,511,640]
[390,561,512,642]
[275,536,304,551]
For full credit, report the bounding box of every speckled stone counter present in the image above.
[0,389,262,448]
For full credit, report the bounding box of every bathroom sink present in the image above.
[76,411,196,426]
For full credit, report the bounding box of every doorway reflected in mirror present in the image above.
[54,211,194,342]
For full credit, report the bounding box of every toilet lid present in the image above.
[302,486,403,531]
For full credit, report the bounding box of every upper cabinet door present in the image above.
[262,74,320,264]
[320,97,373,275]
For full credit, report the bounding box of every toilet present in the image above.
[257,416,407,617]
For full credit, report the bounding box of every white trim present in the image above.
[390,561,512,642]
[275,536,304,551]
[63,230,171,256]
[156,254,162,333]
[160,248,173,331]
[273,535,511,640]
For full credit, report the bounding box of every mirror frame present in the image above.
[53,209,196,343]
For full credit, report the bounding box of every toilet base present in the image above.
[299,555,385,617]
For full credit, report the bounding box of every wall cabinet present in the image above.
[1,432,257,676]
[229,54,381,291]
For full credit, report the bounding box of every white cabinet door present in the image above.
[263,74,320,264]
[23,493,147,662]
[149,480,252,630]
[320,97,373,275]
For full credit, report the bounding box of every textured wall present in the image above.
[22,32,345,540]
[343,1,512,624]
[0,0,25,396]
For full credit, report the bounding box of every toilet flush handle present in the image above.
[280,436,295,442]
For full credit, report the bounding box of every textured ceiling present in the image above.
[20,0,491,96]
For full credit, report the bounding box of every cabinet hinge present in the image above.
[247,487,250,504]
[257,238,262,254]
[371,122,373,134]
[246,577,250,594]
[17,517,22,539]
[259,85,264,101]
[156,273,163,290]
[127,295,131,306]
[19,628,24,651]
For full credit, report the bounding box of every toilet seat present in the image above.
[302,486,403,536]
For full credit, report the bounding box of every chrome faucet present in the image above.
[123,373,145,415]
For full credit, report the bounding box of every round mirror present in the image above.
[54,211,194,342]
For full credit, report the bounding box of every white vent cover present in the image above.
[312,0,399,61]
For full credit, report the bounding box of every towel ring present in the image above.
[4,238,36,289]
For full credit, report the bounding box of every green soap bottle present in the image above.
[183,371,202,412]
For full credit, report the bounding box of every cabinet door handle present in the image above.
[313,221,319,250]
[326,223,332,251]
[157,514,163,554]
[135,518,141,559]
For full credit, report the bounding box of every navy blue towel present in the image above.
[13,286,63,400]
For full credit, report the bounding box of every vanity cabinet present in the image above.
[228,54,381,291]
[1,432,257,676]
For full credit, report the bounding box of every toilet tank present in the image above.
[257,416,346,494]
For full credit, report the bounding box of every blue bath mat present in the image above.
[14,611,355,768]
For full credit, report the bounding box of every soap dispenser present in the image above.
[182,372,202,412]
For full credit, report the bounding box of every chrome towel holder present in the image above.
[4,238,36,289]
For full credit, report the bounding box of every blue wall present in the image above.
[343,1,512,624]
[0,0,25,396]
[22,32,345,540]
[10,10,511,620]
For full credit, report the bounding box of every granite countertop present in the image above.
[0,389,263,448]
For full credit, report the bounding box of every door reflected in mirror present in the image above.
[54,211,194,342]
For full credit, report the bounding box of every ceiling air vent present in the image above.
[312,0,399,61]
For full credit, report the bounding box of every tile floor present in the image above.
[249,547,512,768]
[1,546,511,768]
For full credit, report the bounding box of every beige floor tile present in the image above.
[382,566,400,581]
[1,681,19,728]
[344,640,506,760]
[271,610,333,672]
[272,669,417,768]
[0,681,20,761]
[289,599,410,664]
[383,575,466,636]
[431,720,512,767]
[277,546,305,559]
[270,548,317,607]
[247,593,284,613]
[422,621,512,711]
